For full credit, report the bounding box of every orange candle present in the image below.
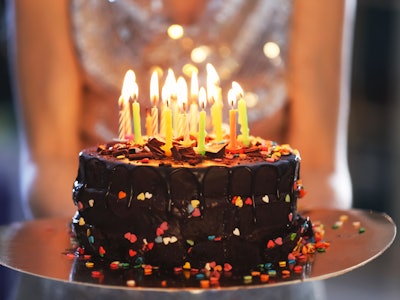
[145,108,152,136]
[227,89,238,151]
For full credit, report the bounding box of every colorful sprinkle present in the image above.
[285,194,291,203]
[124,232,138,243]
[129,249,137,257]
[99,246,106,256]
[262,195,270,203]
[200,280,210,288]
[279,261,287,268]
[78,217,85,226]
[88,199,94,207]
[183,262,191,270]
[243,275,252,284]
[260,274,269,282]
[137,193,146,201]
[126,280,136,287]
[118,191,127,199]
[233,228,240,236]
[224,263,233,272]
[267,240,275,249]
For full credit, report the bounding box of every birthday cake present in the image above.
[71,67,314,280]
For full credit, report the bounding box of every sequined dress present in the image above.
[70,0,292,144]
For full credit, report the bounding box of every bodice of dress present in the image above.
[70,0,293,143]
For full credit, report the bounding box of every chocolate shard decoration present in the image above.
[127,152,154,160]
[146,138,166,159]
[205,142,227,159]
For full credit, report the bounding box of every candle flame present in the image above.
[198,87,207,110]
[206,63,220,103]
[162,84,170,107]
[177,76,188,111]
[206,63,220,85]
[228,88,236,108]
[190,71,199,100]
[150,70,159,106]
[166,69,177,99]
[121,70,136,101]
[232,81,244,99]
[132,81,139,101]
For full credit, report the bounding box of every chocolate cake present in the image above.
[71,137,310,273]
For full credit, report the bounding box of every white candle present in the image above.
[150,70,159,136]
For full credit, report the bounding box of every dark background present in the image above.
[1,1,399,299]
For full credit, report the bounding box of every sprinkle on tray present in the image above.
[126,280,136,287]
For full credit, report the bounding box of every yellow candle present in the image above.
[233,82,250,146]
[150,70,159,136]
[132,82,144,145]
[227,89,238,151]
[161,75,173,156]
[207,63,223,141]
[197,87,207,155]
[161,101,173,156]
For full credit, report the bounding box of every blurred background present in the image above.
[0,0,399,299]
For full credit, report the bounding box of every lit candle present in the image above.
[145,108,152,136]
[233,81,250,146]
[197,87,207,155]
[161,80,173,156]
[177,77,190,145]
[227,88,238,151]
[207,63,223,141]
[150,70,159,136]
[160,84,168,137]
[166,69,178,137]
[118,70,135,140]
[189,71,199,135]
[118,95,128,141]
[131,80,144,145]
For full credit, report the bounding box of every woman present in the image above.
[7,0,355,298]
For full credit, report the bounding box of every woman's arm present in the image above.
[287,0,355,209]
[8,0,82,218]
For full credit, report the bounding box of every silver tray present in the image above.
[0,209,396,293]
